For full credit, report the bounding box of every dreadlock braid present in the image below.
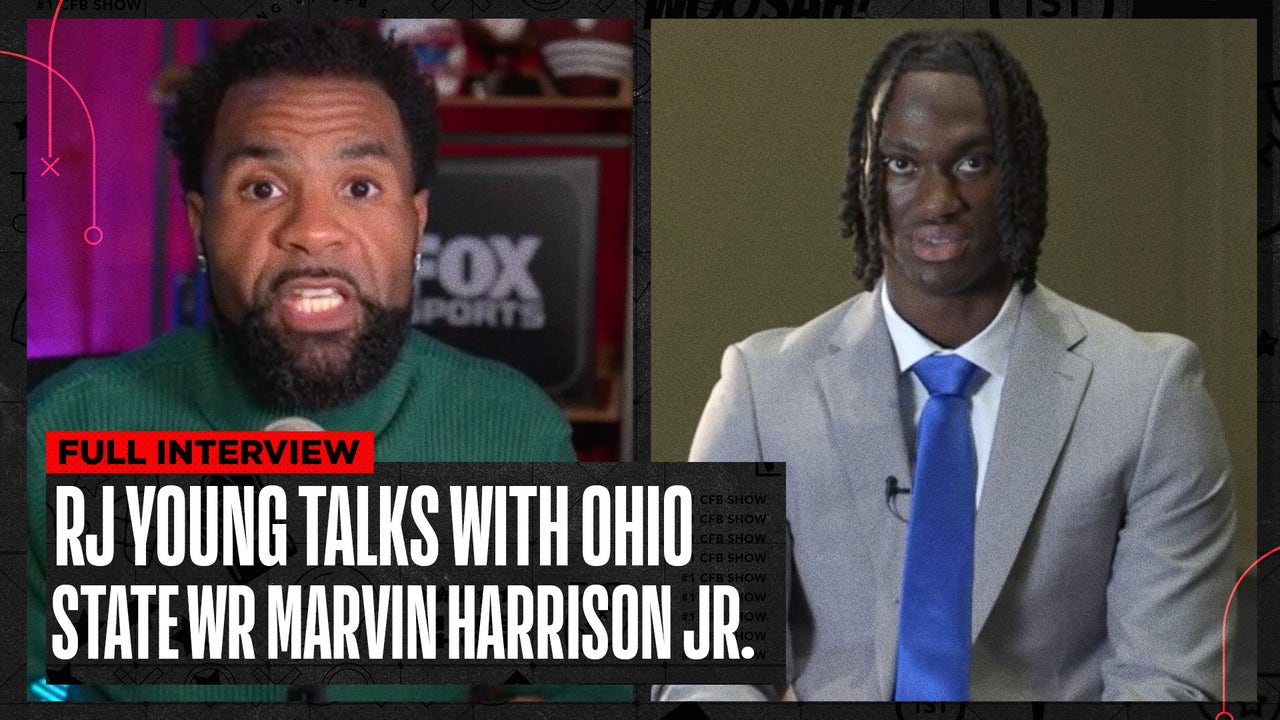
[998,48,1050,292]
[840,28,1049,293]
[842,31,926,286]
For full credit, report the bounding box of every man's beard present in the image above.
[217,289,412,411]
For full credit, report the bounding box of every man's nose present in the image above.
[918,169,966,219]
[277,190,345,255]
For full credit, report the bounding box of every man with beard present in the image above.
[28,21,580,702]
[29,21,573,455]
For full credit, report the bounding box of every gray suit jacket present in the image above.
[658,285,1236,701]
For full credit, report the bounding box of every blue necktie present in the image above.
[894,354,980,701]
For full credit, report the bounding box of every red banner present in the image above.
[45,431,375,474]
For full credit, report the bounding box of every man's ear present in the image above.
[185,192,205,256]
[413,189,429,237]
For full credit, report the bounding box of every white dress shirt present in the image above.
[880,281,1023,507]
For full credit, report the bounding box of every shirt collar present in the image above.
[879,279,1023,380]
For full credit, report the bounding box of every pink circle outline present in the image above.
[83,226,102,245]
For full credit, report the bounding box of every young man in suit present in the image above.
[658,28,1236,701]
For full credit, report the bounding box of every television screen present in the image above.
[413,156,598,403]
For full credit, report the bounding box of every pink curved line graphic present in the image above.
[0,49,98,229]
[1220,545,1280,715]
[48,0,64,159]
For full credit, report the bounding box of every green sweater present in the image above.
[27,328,623,702]
[28,327,575,458]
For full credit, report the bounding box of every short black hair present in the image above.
[165,20,437,195]
[839,28,1048,293]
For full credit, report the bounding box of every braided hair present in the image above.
[839,29,1048,293]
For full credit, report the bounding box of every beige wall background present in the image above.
[650,20,1257,566]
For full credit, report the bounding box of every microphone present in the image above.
[260,416,324,704]
[262,417,324,432]
[885,475,910,500]
[204,417,318,583]
[886,475,910,522]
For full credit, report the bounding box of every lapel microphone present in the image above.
[885,475,910,522]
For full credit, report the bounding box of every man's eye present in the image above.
[883,156,914,175]
[343,180,381,199]
[243,181,283,200]
[957,155,990,173]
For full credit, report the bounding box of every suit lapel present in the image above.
[971,288,1092,639]
[815,289,912,699]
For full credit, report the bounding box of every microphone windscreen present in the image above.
[262,417,325,432]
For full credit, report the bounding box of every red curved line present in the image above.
[1221,545,1280,711]
[1,49,97,225]
[47,0,64,158]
